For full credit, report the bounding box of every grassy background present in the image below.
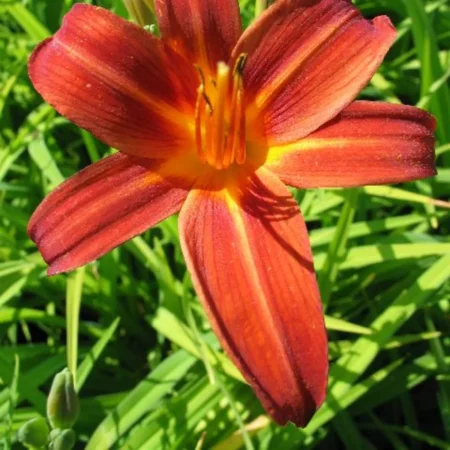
[1,0,450,448]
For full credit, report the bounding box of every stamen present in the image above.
[210,62,230,170]
[194,65,213,113]
[195,87,206,164]
[193,55,247,170]
[234,86,246,165]
[232,54,247,166]
[194,66,213,164]
[223,71,242,167]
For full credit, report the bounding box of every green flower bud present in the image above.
[49,429,76,450]
[123,0,155,27]
[47,368,79,429]
[49,429,61,441]
[17,417,49,449]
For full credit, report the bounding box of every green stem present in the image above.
[254,0,269,19]
[66,267,85,388]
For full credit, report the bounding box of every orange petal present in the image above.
[234,0,396,144]
[29,153,193,275]
[28,4,198,159]
[265,101,437,188]
[179,167,328,427]
[155,0,242,75]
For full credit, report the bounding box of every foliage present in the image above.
[0,0,449,448]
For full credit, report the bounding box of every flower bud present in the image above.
[46,368,79,430]
[17,417,49,449]
[123,0,155,27]
[49,429,76,450]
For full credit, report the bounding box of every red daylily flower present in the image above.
[28,0,436,427]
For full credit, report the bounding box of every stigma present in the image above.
[195,55,247,170]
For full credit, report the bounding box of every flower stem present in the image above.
[66,267,85,389]
[254,0,269,19]
[123,0,155,27]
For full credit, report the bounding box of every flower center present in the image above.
[194,54,247,170]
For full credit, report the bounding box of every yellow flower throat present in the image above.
[194,54,247,170]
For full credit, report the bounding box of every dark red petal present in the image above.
[234,0,396,144]
[29,153,194,275]
[155,0,242,75]
[29,4,198,159]
[265,101,437,188]
[179,167,328,427]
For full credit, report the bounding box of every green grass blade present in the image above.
[76,317,121,392]
[86,350,197,450]
[7,4,50,40]
[329,253,450,398]
[319,189,358,307]
[403,0,450,145]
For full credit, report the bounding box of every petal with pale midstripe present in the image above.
[29,153,196,275]
[234,0,396,145]
[179,167,328,427]
[29,4,198,159]
[265,102,437,188]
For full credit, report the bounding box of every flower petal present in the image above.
[155,0,242,75]
[265,101,437,188]
[29,4,198,159]
[234,0,396,144]
[179,167,328,427]
[29,153,194,275]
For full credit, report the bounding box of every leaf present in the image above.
[86,350,197,450]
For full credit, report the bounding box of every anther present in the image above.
[194,65,213,113]
[233,53,248,76]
